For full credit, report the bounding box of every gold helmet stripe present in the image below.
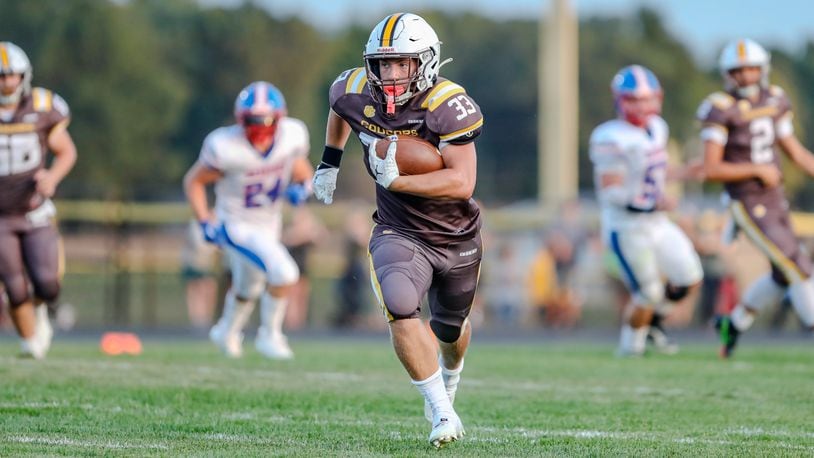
[380,13,405,47]
[736,40,747,62]
[0,44,9,69]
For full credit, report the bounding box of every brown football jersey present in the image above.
[330,67,484,244]
[0,88,70,215]
[696,86,792,200]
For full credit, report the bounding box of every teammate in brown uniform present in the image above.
[312,13,483,447]
[0,42,77,359]
[697,38,814,358]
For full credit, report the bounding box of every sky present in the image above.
[200,0,814,65]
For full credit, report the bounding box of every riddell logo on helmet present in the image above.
[377,47,396,53]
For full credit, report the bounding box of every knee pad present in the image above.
[664,284,690,302]
[634,281,664,307]
[429,320,462,344]
[4,274,30,307]
[379,268,421,320]
[33,277,60,303]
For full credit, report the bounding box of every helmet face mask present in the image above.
[233,81,287,151]
[0,41,32,106]
[611,65,663,127]
[364,13,441,116]
[718,38,770,98]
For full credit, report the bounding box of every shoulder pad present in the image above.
[30,87,55,113]
[706,91,735,110]
[419,80,466,112]
[334,67,367,95]
[590,121,624,145]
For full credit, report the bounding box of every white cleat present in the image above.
[425,390,456,423]
[209,323,243,358]
[20,338,46,360]
[647,327,680,355]
[428,412,465,448]
[255,328,293,360]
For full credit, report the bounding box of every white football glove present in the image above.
[312,167,339,204]
[367,135,400,189]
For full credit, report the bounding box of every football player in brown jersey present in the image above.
[312,13,483,447]
[697,38,814,358]
[0,41,77,359]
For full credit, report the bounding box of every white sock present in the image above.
[260,293,288,337]
[787,278,814,327]
[440,356,463,402]
[35,303,49,324]
[619,324,647,354]
[741,273,784,313]
[412,367,453,419]
[222,290,254,336]
[730,304,755,331]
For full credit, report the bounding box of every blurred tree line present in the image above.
[3,1,814,206]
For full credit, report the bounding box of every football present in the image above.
[375,135,444,176]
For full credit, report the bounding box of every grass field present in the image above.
[1,336,813,456]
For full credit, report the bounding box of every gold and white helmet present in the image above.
[363,13,442,113]
[0,41,32,105]
[718,38,770,94]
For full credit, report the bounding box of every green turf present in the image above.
[0,339,812,456]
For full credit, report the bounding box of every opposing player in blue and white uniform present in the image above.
[183,81,313,360]
[590,65,703,356]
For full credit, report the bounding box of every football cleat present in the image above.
[209,322,243,358]
[647,325,679,355]
[428,412,465,448]
[255,327,293,360]
[19,337,46,360]
[715,315,740,358]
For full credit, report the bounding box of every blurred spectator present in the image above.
[282,207,327,330]
[180,219,219,331]
[333,209,373,328]
[483,242,526,326]
[527,235,581,329]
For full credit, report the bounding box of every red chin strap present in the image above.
[382,86,406,115]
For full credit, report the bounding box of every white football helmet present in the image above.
[364,13,442,115]
[0,41,32,105]
[718,38,770,95]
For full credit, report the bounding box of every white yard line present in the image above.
[5,435,168,450]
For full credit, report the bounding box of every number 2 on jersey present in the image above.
[749,117,775,164]
[244,179,281,208]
